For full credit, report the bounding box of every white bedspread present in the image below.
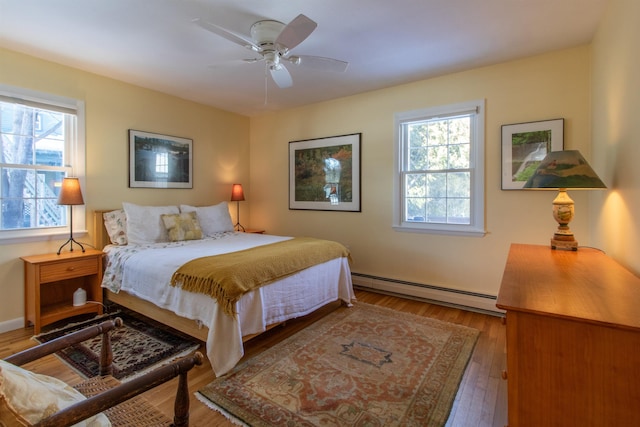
[102,232,355,375]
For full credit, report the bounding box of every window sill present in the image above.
[392,225,486,237]
[0,229,88,245]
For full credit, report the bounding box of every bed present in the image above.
[94,203,355,376]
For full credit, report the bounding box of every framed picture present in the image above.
[129,130,193,188]
[501,118,564,190]
[289,133,361,211]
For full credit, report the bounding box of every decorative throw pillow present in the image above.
[122,202,179,245]
[161,212,203,242]
[0,360,111,427]
[103,209,127,245]
[180,202,234,236]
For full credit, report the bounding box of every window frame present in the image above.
[393,99,485,236]
[0,84,86,244]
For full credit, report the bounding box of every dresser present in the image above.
[496,243,640,427]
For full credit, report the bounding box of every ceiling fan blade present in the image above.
[269,65,293,88]
[275,14,317,52]
[243,57,265,64]
[192,18,260,52]
[293,55,349,73]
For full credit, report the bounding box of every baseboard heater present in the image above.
[351,272,503,315]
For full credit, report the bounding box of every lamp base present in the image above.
[550,189,578,251]
[234,223,245,232]
[57,237,86,255]
[550,236,578,251]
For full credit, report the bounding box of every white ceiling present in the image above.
[0,0,609,116]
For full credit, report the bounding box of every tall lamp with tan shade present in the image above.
[230,183,245,232]
[56,177,86,254]
[523,150,606,250]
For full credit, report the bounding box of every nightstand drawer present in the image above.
[39,257,99,283]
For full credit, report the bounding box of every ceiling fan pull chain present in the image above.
[264,63,269,105]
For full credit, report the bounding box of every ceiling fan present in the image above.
[194,14,348,88]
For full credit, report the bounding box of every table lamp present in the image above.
[230,183,245,232]
[57,177,86,254]
[523,150,606,250]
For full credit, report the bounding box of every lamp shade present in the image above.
[523,150,606,189]
[57,177,85,205]
[230,183,245,201]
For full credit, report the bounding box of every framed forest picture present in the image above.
[289,133,361,211]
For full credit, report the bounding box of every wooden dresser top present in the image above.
[496,243,640,331]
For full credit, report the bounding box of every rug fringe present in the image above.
[195,391,248,427]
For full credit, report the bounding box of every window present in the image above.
[393,99,485,236]
[155,151,168,176]
[0,85,85,242]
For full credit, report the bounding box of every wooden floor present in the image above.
[0,289,508,426]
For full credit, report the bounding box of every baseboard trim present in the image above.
[351,272,503,316]
[0,277,502,333]
[0,317,25,334]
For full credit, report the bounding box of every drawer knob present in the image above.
[501,370,508,380]
[67,266,76,271]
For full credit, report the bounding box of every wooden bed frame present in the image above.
[93,210,280,343]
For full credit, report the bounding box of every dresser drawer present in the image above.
[39,257,99,283]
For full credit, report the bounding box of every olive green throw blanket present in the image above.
[170,237,350,317]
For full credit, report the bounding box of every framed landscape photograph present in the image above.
[289,133,361,211]
[501,118,564,190]
[129,130,193,188]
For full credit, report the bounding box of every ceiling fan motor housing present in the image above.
[250,20,285,50]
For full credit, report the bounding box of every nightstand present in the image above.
[244,228,265,234]
[21,249,104,333]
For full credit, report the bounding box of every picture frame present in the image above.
[289,133,361,211]
[129,130,193,189]
[501,118,564,190]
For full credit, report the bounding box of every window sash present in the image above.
[393,100,485,236]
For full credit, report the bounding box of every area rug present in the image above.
[197,302,479,426]
[34,309,201,381]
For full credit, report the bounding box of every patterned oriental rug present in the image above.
[197,302,479,426]
[34,309,201,381]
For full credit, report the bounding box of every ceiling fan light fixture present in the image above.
[264,51,279,67]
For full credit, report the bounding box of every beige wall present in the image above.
[249,46,593,298]
[590,0,640,275]
[0,48,249,326]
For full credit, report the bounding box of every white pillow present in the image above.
[103,209,127,245]
[122,202,179,245]
[180,202,234,235]
[0,360,111,426]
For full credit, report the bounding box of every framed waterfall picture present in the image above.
[129,130,193,188]
[501,118,564,190]
[289,133,361,211]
